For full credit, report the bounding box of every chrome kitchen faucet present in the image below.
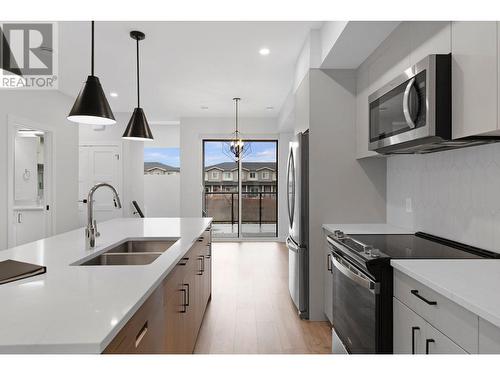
[85,183,122,248]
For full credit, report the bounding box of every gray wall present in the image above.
[299,69,387,320]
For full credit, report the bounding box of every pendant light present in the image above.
[67,21,116,125]
[122,30,153,141]
[222,98,251,161]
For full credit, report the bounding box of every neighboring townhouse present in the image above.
[204,162,277,193]
[144,162,180,175]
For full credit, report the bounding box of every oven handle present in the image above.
[330,253,379,294]
[403,77,417,129]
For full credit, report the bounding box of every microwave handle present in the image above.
[403,77,417,129]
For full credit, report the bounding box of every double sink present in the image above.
[78,239,179,266]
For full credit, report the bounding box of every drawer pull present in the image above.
[411,290,437,305]
[425,338,435,354]
[181,288,187,313]
[184,283,190,307]
[178,257,189,266]
[135,321,148,348]
[411,326,420,354]
[197,237,204,242]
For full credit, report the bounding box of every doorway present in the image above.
[7,115,54,247]
[202,140,278,239]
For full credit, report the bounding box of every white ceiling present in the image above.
[58,21,320,122]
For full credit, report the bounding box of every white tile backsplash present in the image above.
[387,142,500,253]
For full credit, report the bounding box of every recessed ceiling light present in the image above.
[266,106,274,110]
[200,106,209,110]
[259,48,270,56]
[110,92,118,97]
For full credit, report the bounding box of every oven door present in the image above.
[330,250,379,354]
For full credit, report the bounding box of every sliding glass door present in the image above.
[203,140,278,239]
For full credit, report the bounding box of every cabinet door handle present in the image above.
[181,288,187,313]
[184,283,190,307]
[411,290,437,305]
[411,326,420,354]
[425,338,435,354]
[206,244,211,259]
[197,256,204,275]
[327,253,332,272]
[17,213,22,224]
[178,257,189,266]
[135,321,148,348]
[197,236,204,242]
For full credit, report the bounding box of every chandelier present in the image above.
[222,98,252,161]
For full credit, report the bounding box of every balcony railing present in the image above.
[204,191,277,237]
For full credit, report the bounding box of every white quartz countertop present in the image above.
[0,217,212,354]
[322,223,411,235]
[392,259,500,328]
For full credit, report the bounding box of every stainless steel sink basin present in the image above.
[80,252,161,266]
[77,239,179,266]
[104,240,177,254]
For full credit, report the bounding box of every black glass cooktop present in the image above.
[348,232,495,259]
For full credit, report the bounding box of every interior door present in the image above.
[78,145,122,226]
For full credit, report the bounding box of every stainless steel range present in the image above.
[326,230,499,354]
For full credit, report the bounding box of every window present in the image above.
[211,171,219,179]
[249,171,257,180]
[223,172,232,181]
[262,171,270,180]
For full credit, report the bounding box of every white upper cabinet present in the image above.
[409,22,451,65]
[451,22,498,138]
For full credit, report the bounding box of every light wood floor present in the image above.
[194,242,332,354]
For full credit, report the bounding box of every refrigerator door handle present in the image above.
[286,236,302,253]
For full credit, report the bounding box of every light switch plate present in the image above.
[405,198,413,213]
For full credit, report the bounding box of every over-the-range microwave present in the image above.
[368,53,499,154]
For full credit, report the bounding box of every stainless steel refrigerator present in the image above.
[286,130,309,319]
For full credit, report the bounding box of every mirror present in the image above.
[14,128,46,207]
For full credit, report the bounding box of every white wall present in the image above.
[0,90,79,250]
[79,112,144,217]
[143,124,181,217]
[320,22,349,62]
[303,69,387,320]
[293,29,322,93]
[179,117,289,237]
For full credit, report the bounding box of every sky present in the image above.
[203,141,277,167]
[144,141,277,168]
[144,148,180,167]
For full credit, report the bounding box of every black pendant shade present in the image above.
[122,30,153,141]
[67,75,116,125]
[122,107,153,141]
[67,21,115,125]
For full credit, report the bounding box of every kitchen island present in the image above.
[0,217,212,354]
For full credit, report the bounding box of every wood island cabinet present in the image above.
[104,227,212,354]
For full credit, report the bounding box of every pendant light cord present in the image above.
[91,21,95,76]
[234,98,239,134]
[136,38,140,108]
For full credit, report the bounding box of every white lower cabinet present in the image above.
[393,297,467,354]
[479,318,500,354]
